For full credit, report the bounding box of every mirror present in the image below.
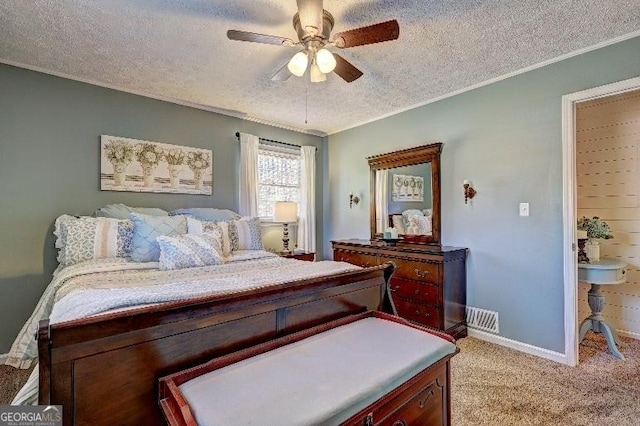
[368,143,442,245]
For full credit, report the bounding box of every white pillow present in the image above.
[187,217,232,257]
[157,233,224,270]
[407,215,432,235]
[391,215,406,235]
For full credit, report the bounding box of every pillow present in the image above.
[94,204,169,220]
[187,217,233,257]
[228,217,264,251]
[402,209,424,220]
[422,209,432,217]
[130,213,187,262]
[170,208,240,221]
[390,215,406,235]
[407,214,432,235]
[54,215,133,268]
[157,233,224,270]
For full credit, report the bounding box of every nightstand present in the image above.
[279,251,315,262]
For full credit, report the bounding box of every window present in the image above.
[257,145,301,218]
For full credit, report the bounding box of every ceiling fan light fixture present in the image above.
[287,51,308,77]
[316,48,336,73]
[309,61,327,83]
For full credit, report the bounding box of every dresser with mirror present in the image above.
[332,143,468,338]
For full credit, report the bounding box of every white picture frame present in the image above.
[100,135,212,195]
[391,174,424,202]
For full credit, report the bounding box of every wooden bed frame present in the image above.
[38,263,395,425]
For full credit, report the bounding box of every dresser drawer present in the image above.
[382,258,440,284]
[389,278,439,305]
[333,250,378,268]
[393,299,440,329]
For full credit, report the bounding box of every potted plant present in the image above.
[186,151,210,190]
[577,216,613,262]
[164,148,185,189]
[135,143,164,187]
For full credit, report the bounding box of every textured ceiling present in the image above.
[1,1,639,135]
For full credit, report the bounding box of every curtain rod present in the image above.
[235,132,301,149]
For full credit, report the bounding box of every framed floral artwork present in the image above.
[391,174,424,202]
[100,135,212,195]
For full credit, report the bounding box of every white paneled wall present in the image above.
[576,90,640,339]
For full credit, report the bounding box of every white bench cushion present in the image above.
[179,317,456,425]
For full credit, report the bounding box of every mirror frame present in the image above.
[368,143,442,246]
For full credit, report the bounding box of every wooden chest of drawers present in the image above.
[332,239,468,339]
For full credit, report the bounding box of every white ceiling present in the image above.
[1,1,639,136]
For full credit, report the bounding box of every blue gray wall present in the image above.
[0,63,324,353]
[325,36,640,353]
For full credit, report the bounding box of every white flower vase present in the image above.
[142,164,155,187]
[586,240,600,262]
[193,169,203,190]
[168,165,181,189]
[113,163,126,186]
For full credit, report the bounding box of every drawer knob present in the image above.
[414,268,429,278]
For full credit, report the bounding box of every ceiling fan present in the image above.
[227,0,399,83]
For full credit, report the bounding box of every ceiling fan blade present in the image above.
[332,54,363,83]
[333,20,400,48]
[271,62,292,81]
[227,30,295,47]
[296,0,323,36]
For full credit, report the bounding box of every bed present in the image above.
[5,209,397,425]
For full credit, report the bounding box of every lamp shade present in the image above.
[316,48,337,73]
[273,201,298,223]
[287,52,308,77]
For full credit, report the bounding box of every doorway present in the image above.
[562,76,640,366]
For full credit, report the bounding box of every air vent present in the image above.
[466,306,499,333]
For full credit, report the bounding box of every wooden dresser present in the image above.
[332,239,468,339]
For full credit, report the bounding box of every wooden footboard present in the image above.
[38,263,395,426]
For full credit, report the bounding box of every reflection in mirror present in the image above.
[368,143,442,246]
[376,165,433,235]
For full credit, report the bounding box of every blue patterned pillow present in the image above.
[54,215,133,268]
[157,233,224,270]
[229,217,263,251]
[130,213,187,262]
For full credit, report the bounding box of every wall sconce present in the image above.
[349,192,360,209]
[463,180,476,204]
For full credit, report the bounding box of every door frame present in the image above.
[562,75,640,366]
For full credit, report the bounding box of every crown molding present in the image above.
[327,30,640,135]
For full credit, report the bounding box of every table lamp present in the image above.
[273,201,298,253]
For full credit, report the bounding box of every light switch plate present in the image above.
[519,203,530,217]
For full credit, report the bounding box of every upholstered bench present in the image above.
[159,311,458,426]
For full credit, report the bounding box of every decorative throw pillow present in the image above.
[407,214,432,235]
[229,217,264,251]
[187,217,232,257]
[157,233,224,270]
[54,215,133,268]
[94,204,169,219]
[130,213,187,262]
[170,208,240,221]
[391,215,406,235]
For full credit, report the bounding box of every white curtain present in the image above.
[298,146,316,252]
[238,132,259,217]
[375,169,389,233]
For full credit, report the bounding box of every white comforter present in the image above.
[5,251,360,370]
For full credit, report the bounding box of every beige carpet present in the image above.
[0,333,637,425]
[452,333,639,426]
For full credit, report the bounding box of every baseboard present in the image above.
[468,329,569,365]
[618,329,640,340]
[0,353,7,364]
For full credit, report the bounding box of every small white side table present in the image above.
[578,258,627,359]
